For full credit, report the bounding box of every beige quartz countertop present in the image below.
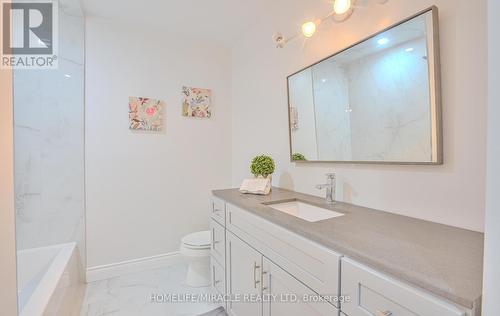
[212,187,484,310]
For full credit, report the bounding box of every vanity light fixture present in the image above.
[333,0,352,14]
[273,0,389,48]
[332,0,355,22]
[301,21,317,38]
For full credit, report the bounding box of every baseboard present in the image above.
[86,251,183,282]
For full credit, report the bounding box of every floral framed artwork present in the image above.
[182,86,212,118]
[129,97,165,131]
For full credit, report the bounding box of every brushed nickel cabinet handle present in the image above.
[253,262,261,288]
[211,228,214,249]
[214,274,220,285]
[212,265,216,286]
[376,311,392,316]
[212,267,220,285]
[261,271,268,291]
[211,228,219,249]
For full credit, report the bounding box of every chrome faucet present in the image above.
[316,173,336,203]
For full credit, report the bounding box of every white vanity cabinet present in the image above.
[212,197,341,316]
[211,195,477,316]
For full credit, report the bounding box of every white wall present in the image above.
[482,0,500,313]
[85,17,232,268]
[231,0,487,231]
[0,67,18,315]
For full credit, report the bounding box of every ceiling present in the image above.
[81,0,269,47]
[80,0,332,48]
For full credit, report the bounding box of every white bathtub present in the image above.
[17,243,85,316]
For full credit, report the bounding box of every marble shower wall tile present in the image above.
[347,37,432,162]
[59,6,85,65]
[312,61,353,161]
[311,37,432,162]
[13,5,85,268]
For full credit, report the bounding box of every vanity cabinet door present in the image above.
[226,231,263,316]
[262,257,339,316]
[210,218,225,266]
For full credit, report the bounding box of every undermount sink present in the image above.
[266,200,344,222]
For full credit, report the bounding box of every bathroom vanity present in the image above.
[209,188,483,316]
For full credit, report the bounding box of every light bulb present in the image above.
[333,0,352,15]
[301,21,317,38]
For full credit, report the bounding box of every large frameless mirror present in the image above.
[287,7,442,164]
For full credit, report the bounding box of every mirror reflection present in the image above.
[288,9,441,164]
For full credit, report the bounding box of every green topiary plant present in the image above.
[250,155,275,178]
[292,153,307,161]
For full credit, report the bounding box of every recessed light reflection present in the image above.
[377,38,389,45]
[405,47,414,52]
[64,74,71,78]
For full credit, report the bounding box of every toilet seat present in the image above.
[181,230,211,249]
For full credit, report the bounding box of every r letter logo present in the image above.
[1,0,58,69]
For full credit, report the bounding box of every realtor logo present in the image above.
[1,0,58,69]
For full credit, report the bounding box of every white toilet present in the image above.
[180,230,211,287]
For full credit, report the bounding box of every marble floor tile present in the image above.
[80,263,223,316]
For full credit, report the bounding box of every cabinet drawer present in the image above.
[211,257,225,295]
[341,258,469,316]
[211,196,226,226]
[210,219,225,266]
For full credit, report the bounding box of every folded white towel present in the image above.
[239,178,271,195]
